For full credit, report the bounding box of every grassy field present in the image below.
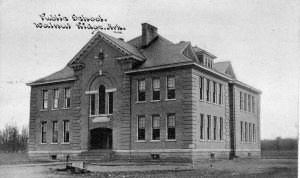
[261,150,298,159]
[0,152,29,165]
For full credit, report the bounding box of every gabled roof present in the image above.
[214,61,236,79]
[129,36,194,69]
[193,46,217,59]
[27,66,75,86]
[68,31,145,66]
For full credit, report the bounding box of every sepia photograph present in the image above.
[0,0,298,177]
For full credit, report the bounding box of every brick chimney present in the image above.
[141,23,158,48]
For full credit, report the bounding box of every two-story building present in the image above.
[27,23,261,163]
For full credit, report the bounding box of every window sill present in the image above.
[150,140,161,142]
[40,143,47,145]
[199,139,206,142]
[136,101,146,104]
[51,108,59,111]
[165,99,176,101]
[150,100,161,103]
[165,139,176,142]
[61,142,70,144]
[62,107,70,110]
[89,114,110,117]
[50,143,58,144]
[135,140,146,143]
[40,109,48,112]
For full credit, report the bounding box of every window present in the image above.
[52,121,58,143]
[213,116,217,140]
[252,96,255,113]
[167,76,175,99]
[152,78,160,100]
[99,85,106,114]
[167,114,176,140]
[152,115,160,140]
[64,88,70,108]
[206,79,210,102]
[137,116,145,141]
[53,89,59,109]
[138,79,146,101]
[204,58,208,66]
[63,121,70,143]
[244,93,247,111]
[90,94,96,115]
[253,124,256,142]
[245,122,248,142]
[240,121,243,142]
[213,82,217,104]
[200,114,204,140]
[41,121,47,143]
[199,77,204,100]
[248,95,251,112]
[207,115,211,140]
[219,84,223,105]
[42,90,48,109]
[108,92,113,114]
[219,117,223,141]
[240,92,244,110]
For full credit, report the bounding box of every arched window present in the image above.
[99,85,106,114]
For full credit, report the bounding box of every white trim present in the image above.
[105,88,117,92]
[113,148,260,153]
[85,90,98,94]
[28,150,86,154]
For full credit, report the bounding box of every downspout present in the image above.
[129,74,132,162]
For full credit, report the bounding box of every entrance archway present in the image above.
[90,128,112,149]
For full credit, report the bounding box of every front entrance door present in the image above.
[90,128,112,149]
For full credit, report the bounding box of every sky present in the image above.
[0,0,299,139]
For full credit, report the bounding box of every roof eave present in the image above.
[231,80,262,94]
[26,77,77,86]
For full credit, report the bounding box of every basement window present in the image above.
[51,155,57,160]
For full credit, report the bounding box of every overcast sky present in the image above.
[0,0,299,139]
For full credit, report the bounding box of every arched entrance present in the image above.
[90,128,112,149]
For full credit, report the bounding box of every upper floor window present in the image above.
[206,79,210,102]
[108,92,113,114]
[218,84,223,105]
[90,94,96,115]
[41,121,47,143]
[240,92,244,110]
[137,116,145,141]
[167,76,175,99]
[213,82,217,104]
[248,95,251,112]
[152,115,160,140]
[99,85,106,114]
[138,79,146,102]
[152,78,160,101]
[63,120,70,143]
[252,96,255,113]
[53,89,59,109]
[199,77,204,100]
[42,90,48,109]
[52,121,58,143]
[253,124,256,142]
[244,93,247,111]
[64,88,70,108]
[167,114,176,140]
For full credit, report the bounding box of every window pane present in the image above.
[99,85,106,114]
[168,128,175,140]
[65,88,70,108]
[153,79,160,90]
[167,77,175,88]
[152,116,160,128]
[138,116,145,129]
[206,79,210,102]
[252,96,255,113]
[213,82,216,103]
[64,121,69,142]
[108,92,113,114]
[138,80,145,91]
[152,129,160,140]
[138,80,146,101]
[41,122,47,143]
[207,115,211,140]
[244,93,247,111]
[219,84,223,105]
[219,117,223,140]
[90,94,96,115]
[241,121,243,142]
[213,116,217,140]
[200,77,204,100]
[152,78,160,100]
[167,114,175,127]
